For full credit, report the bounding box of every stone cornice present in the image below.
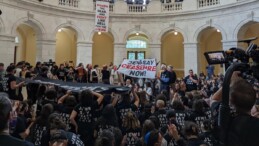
[1,0,259,21]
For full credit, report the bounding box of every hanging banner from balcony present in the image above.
[95,0,109,32]
[118,59,157,79]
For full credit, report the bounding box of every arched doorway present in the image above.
[55,27,77,66]
[126,33,149,60]
[197,27,223,76]
[15,24,37,65]
[92,32,114,66]
[237,21,259,49]
[161,30,184,77]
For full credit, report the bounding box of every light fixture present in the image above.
[98,32,102,35]
[174,31,178,35]
[58,29,62,32]
[136,32,139,36]
[217,29,220,32]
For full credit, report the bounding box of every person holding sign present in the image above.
[158,65,171,93]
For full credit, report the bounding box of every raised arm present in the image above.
[92,91,104,105]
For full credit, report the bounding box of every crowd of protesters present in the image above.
[0,60,258,146]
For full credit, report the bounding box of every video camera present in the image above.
[204,37,259,81]
[204,37,259,146]
[43,59,56,67]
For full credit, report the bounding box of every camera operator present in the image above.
[211,71,259,146]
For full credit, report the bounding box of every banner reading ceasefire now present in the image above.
[118,59,157,79]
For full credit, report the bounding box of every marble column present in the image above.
[0,34,15,66]
[76,41,93,66]
[36,39,56,62]
[149,43,161,67]
[184,42,200,76]
[113,43,127,66]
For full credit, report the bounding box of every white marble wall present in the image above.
[0,0,259,75]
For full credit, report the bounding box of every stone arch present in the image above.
[158,26,188,43]
[194,23,227,42]
[89,27,118,43]
[11,17,45,39]
[123,27,152,43]
[54,23,85,41]
[233,17,259,40]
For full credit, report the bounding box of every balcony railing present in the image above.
[198,0,220,8]
[128,4,147,13]
[162,2,183,12]
[93,2,114,12]
[58,0,79,7]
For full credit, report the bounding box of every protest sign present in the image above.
[95,1,109,32]
[118,59,157,79]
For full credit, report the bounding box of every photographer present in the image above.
[212,71,259,146]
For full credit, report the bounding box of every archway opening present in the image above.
[237,21,259,49]
[126,33,149,60]
[55,27,77,66]
[198,27,223,76]
[161,30,184,77]
[92,32,114,66]
[16,24,37,65]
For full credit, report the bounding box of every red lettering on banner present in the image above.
[147,66,152,71]
[152,66,156,71]
[143,66,148,70]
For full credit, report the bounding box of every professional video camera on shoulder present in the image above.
[204,37,259,81]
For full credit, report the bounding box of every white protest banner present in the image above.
[95,1,109,32]
[118,59,157,79]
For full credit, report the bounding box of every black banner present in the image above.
[18,77,130,94]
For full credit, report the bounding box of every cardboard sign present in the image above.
[118,59,157,79]
[95,1,109,32]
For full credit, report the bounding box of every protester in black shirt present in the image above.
[199,119,218,146]
[185,99,208,132]
[121,111,141,146]
[41,113,84,146]
[3,65,24,101]
[94,104,119,138]
[12,101,31,140]
[39,66,49,78]
[168,65,177,84]
[154,100,168,132]
[70,90,104,145]
[0,93,33,146]
[182,121,208,146]
[57,91,77,132]
[66,67,75,82]
[101,65,110,84]
[159,66,171,93]
[171,100,187,129]
[34,61,42,75]
[184,69,198,92]
[114,90,140,127]
[57,64,66,81]
[30,103,53,146]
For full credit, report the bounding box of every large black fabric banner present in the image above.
[18,77,130,93]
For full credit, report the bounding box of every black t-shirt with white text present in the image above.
[155,109,168,129]
[74,102,99,129]
[116,102,138,126]
[122,128,142,146]
[184,75,198,91]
